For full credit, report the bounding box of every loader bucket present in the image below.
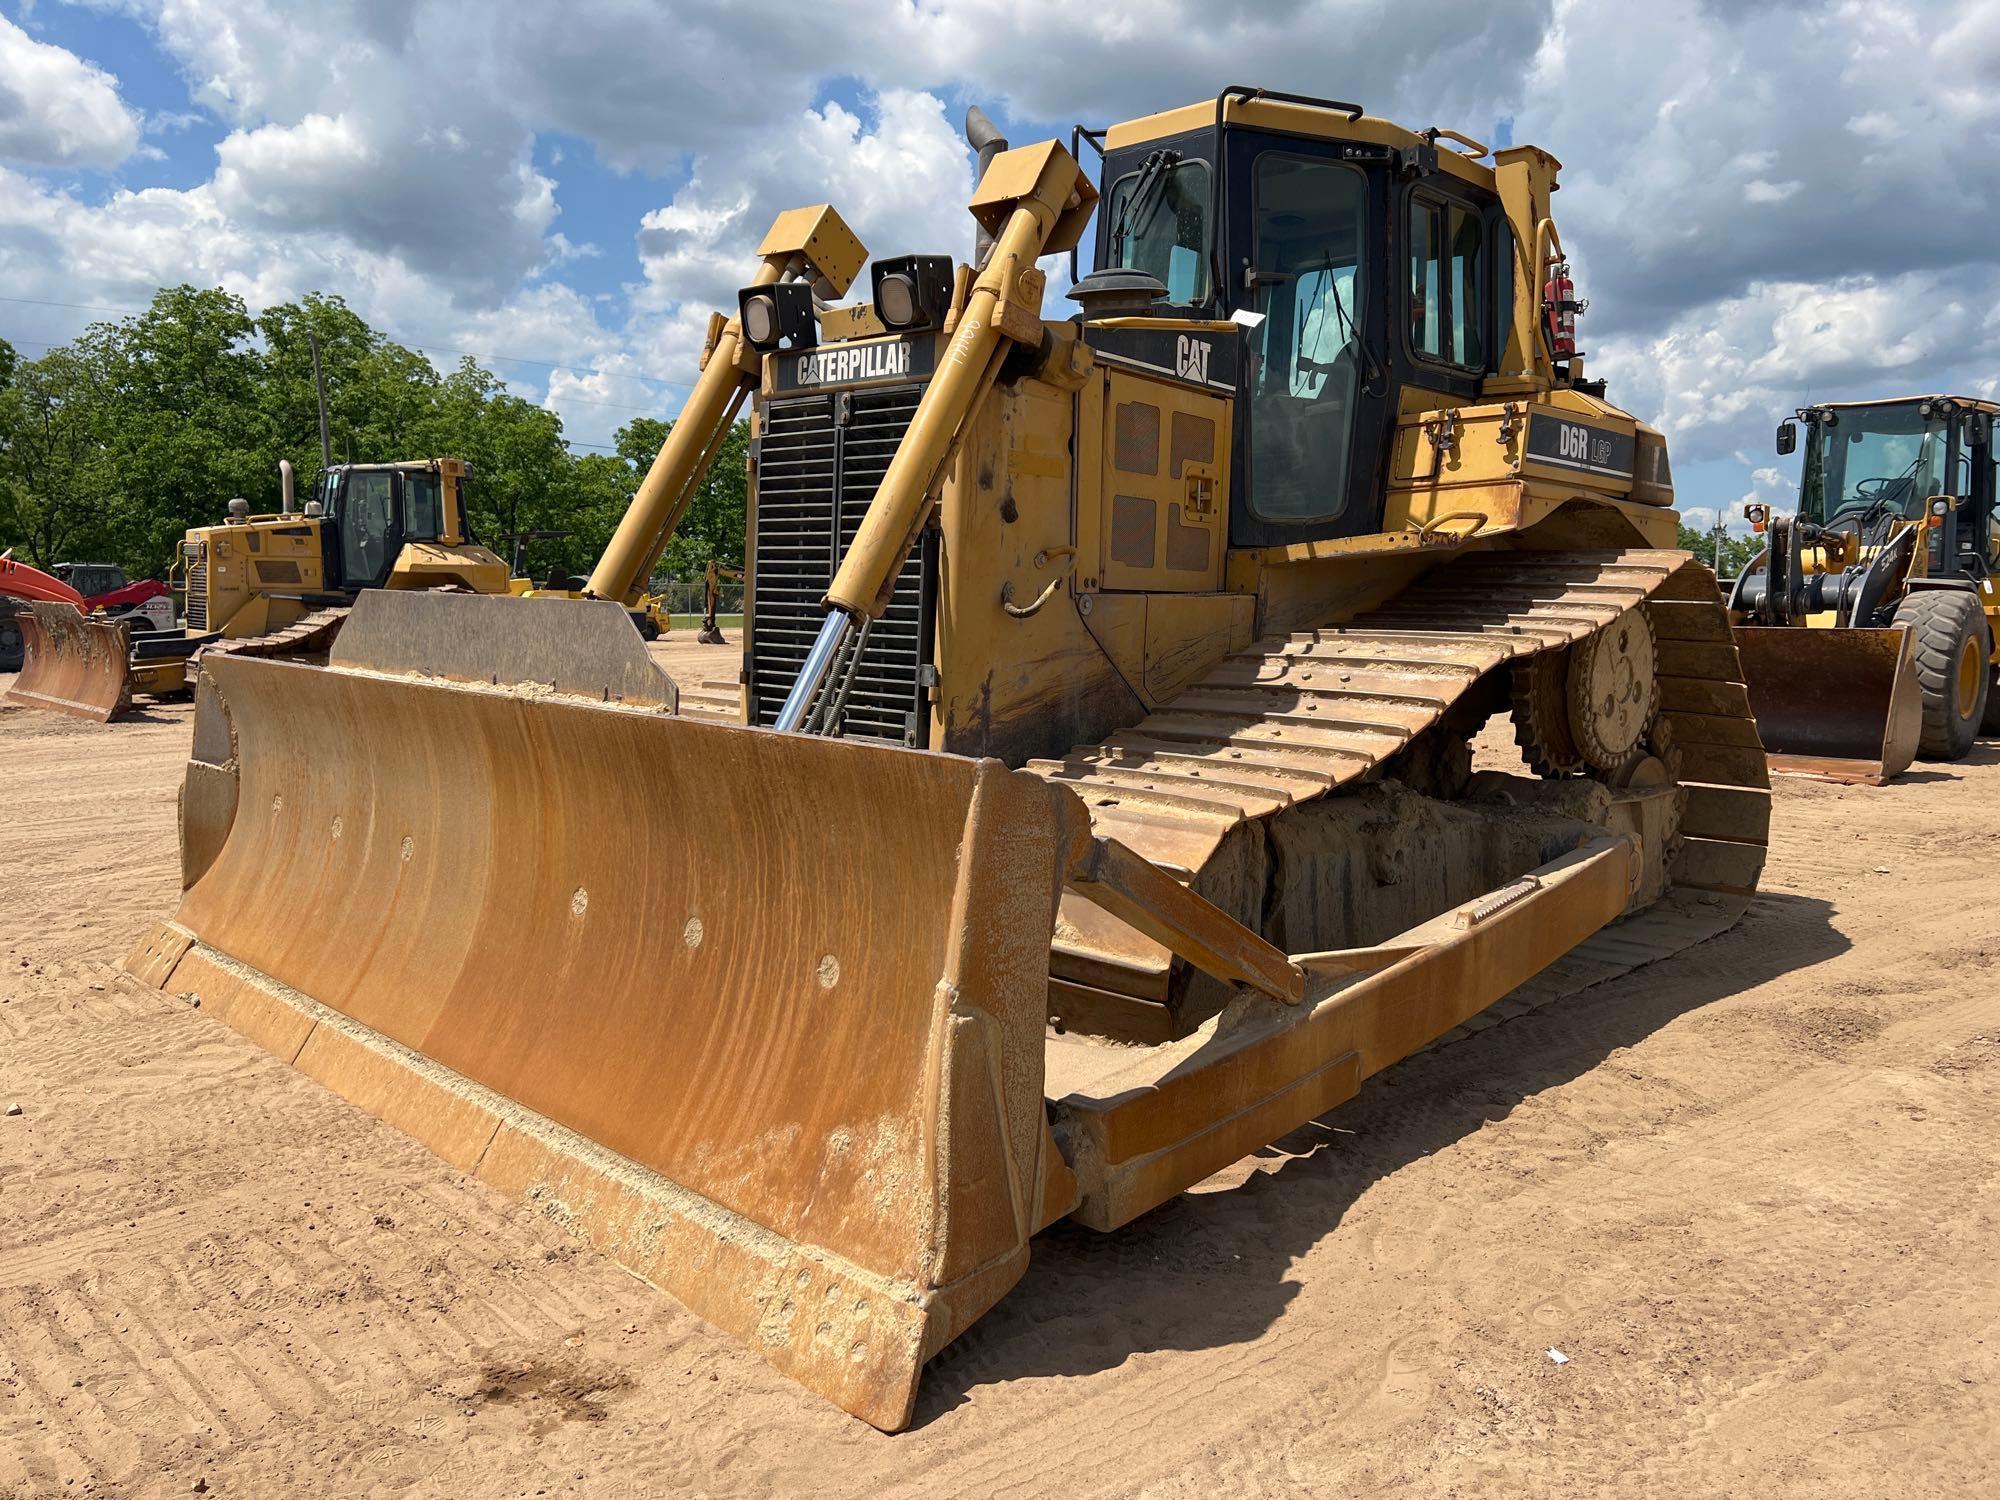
[126,592,1082,1430]
[1733,625,1921,785]
[4,601,132,721]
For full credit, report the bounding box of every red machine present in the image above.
[0,555,173,674]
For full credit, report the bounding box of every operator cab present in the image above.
[1779,397,1999,575]
[315,459,469,589]
[1086,88,1523,547]
[52,563,129,599]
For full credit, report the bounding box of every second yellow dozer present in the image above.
[5,457,512,722]
[127,90,1768,1429]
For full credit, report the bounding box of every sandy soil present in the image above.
[1,648,1995,1499]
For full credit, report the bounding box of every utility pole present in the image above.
[308,328,332,470]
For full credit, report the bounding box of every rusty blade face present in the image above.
[4,602,132,721]
[1733,625,1920,784]
[151,644,1079,1429]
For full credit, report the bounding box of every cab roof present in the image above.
[1103,91,1554,195]
[1816,394,2000,414]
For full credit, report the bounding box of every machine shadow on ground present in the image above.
[913,890,1846,1426]
[1894,741,2000,782]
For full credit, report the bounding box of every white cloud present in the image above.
[1743,179,1801,204]
[1591,269,2000,467]
[8,0,2000,495]
[1845,110,1903,144]
[634,91,976,316]
[0,13,143,167]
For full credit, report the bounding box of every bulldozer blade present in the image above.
[1733,625,1921,785]
[127,603,1082,1430]
[176,590,679,892]
[4,601,132,721]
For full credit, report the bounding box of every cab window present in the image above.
[1105,157,1212,306]
[1985,444,2000,567]
[1410,193,1487,368]
[404,471,442,539]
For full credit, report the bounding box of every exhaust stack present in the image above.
[964,106,1008,265]
[279,459,295,515]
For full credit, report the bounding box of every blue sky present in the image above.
[3,0,1997,515]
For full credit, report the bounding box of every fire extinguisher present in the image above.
[1543,260,1585,360]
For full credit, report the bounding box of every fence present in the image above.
[644,575,744,618]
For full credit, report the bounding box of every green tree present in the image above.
[1677,521,1761,579]
[0,346,113,566]
[87,286,274,569]
[411,358,575,560]
[256,294,442,485]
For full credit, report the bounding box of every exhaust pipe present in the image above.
[964,105,1008,266]
[279,458,295,515]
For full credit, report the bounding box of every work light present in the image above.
[737,283,817,352]
[870,255,954,332]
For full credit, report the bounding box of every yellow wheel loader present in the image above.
[5,457,511,721]
[127,89,1768,1430]
[1730,396,1999,782]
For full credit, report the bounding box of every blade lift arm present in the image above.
[775,141,1097,731]
[584,207,868,607]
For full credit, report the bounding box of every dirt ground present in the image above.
[1,645,1995,1499]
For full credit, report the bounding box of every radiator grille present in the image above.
[748,386,931,744]
[185,562,208,630]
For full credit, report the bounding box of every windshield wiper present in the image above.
[1319,244,1386,396]
[1110,149,1179,263]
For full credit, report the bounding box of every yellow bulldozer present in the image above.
[4,457,511,721]
[1728,395,1999,782]
[126,89,1768,1429]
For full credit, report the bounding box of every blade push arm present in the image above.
[585,206,867,606]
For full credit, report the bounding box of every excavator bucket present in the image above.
[1733,625,1921,785]
[127,590,1083,1432]
[4,601,133,721]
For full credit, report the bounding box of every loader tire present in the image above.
[1894,589,1990,760]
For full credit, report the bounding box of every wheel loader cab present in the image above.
[1792,398,1999,576]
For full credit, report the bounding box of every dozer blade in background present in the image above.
[1733,624,1921,785]
[128,590,1082,1431]
[4,601,133,721]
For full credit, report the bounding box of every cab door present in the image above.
[1223,136,1391,547]
[330,470,401,590]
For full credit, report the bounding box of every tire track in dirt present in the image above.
[4,659,2000,1497]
